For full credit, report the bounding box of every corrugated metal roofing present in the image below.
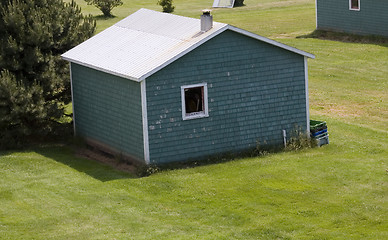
[62,8,314,82]
[213,0,235,8]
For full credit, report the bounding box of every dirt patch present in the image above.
[75,147,138,175]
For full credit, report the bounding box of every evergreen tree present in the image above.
[0,70,46,148]
[0,0,96,148]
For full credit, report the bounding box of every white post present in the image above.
[282,129,287,148]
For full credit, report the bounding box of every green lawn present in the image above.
[1,0,387,239]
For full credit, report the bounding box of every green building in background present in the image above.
[316,0,388,37]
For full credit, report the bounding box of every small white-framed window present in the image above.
[349,0,360,11]
[181,83,209,120]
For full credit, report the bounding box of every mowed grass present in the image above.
[1,119,387,239]
[1,0,387,239]
[283,38,388,132]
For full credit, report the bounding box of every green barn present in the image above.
[62,9,315,165]
[316,0,388,37]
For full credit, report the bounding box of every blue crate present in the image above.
[312,128,328,137]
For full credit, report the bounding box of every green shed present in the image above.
[62,9,315,165]
[316,0,388,37]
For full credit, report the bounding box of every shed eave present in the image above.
[61,56,142,82]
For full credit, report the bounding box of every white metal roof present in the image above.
[213,0,235,8]
[62,8,315,82]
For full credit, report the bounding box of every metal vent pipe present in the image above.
[200,9,213,32]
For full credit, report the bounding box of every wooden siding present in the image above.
[316,0,388,37]
[71,63,144,162]
[146,30,307,164]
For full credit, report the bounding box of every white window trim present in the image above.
[349,0,360,11]
[181,83,209,120]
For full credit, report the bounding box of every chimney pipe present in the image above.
[201,9,213,32]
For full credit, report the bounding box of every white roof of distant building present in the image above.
[62,8,314,82]
[213,0,235,8]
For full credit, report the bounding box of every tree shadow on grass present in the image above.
[93,14,117,20]
[36,145,135,182]
[298,30,388,47]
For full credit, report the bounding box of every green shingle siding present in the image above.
[146,30,307,164]
[71,63,144,161]
[317,0,388,37]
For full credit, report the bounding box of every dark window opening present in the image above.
[350,0,360,10]
[185,87,204,114]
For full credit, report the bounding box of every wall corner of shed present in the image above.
[304,56,311,134]
[141,80,150,165]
